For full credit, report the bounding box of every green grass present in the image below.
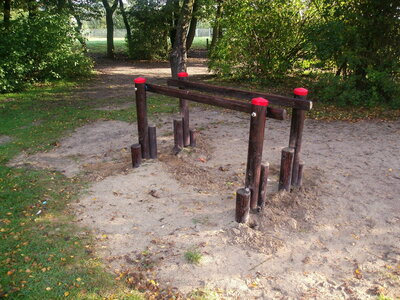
[86,38,127,55]
[86,36,209,56]
[0,80,178,299]
[184,249,202,264]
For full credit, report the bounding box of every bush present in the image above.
[0,13,92,93]
[127,0,170,60]
[313,71,400,108]
[208,0,309,80]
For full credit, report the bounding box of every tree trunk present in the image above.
[210,0,223,53]
[57,0,67,11]
[28,0,37,18]
[186,0,198,50]
[170,0,195,78]
[167,0,180,47]
[118,0,131,42]
[101,0,119,59]
[3,0,11,28]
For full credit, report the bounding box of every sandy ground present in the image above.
[9,57,400,299]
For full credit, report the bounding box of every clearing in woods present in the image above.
[10,56,400,299]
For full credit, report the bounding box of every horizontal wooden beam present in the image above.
[146,83,287,120]
[167,79,312,111]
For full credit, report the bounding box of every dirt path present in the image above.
[10,58,400,299]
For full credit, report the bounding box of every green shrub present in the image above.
[0,13,92,93]
[313,71,400,108]
[208,0,309,80]
[127,0,170,60]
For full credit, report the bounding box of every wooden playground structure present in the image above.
[131,73,312,223]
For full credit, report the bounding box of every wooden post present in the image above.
[235,188,251,223]
[131,144,142,168]
[178,72,190,147]
[258,163,269,210]
[290,88,308,186]
[134,77,150,159]
[173,119,184,154]
[148,126,157,159]
[189,129,197,147]
[297,161,304,187]
[245,97,268,210]
[278,147,294,191]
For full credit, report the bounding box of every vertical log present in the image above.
[258,163,269,210]
[131,144,142,168]
[278,147,294,191]
[245,97,268,210]
[134,77,150,159]
[178,72,190,147]
[297,161,304,187]
[235,188,251,223]
[291,88,308,186]
[189,129,197,147]
[173,119,184,154]
[148,126,157,159]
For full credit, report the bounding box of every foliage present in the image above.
[126,0,171,60]
[0,13,92,93]
[307,0,400,108]
[208,0,312,80]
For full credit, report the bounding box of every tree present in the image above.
[3,0,11,27]
[209,0,311,79]
[101,0,118,58]
[308,0,400,107]
[169,0,195,78]
[118,0,131,42]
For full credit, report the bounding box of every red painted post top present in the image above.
[178,72,189,78]
[294,87,308,96]
[251,97,269,106]
[134,77,146,84]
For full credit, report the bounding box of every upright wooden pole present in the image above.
[130,144,142,168]
[279,147,294,191]
[189,129,197,147]
[258,163,269,210]
[148,126,157,159]
[290,88,308,186]
[173,119,184,154]
[235,188,251,224]
[245,97,268,210]
[134,77,150,159]
[178,72,190,147]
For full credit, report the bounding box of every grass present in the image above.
[184,249,202,264]
[86,36,209,56]
[0,80,178,299]
[86,38,127,55]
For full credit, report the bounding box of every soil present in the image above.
[9,56,400,299]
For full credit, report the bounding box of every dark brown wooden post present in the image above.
[245,97,268,210]
[148,126,157,159]
[290,88,308,186]
[297,161,304,187]
[258,163,269,210]
[235,188,251,223]
[178,72,190,147]
[189,129,197,147]
[134,77,150,159]
[279,147,294,191]
[131,144,142,168]
[173,119,184,154]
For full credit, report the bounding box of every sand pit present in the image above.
[11,105,400,299]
